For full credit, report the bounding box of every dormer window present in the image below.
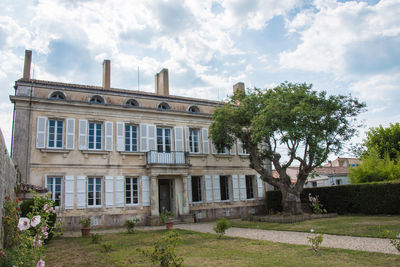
[89,95,105,104]
[125,98,139,107]
[158,102,171,110]
[49,91,66,100]
[188,105,200,113]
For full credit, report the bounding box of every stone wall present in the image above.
[0,129,17,248]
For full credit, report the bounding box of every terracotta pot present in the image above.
[81,228,91,237]
[165,221,173,230]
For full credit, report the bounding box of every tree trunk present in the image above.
[281,189,302,215]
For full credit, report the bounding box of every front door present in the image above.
[159,179,173,213]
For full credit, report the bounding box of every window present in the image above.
[125,125,138,152]
[89,95,105,104]
[157,127,171,152]
[88,177,102,207]
[191,176,202,202]
[336,179,341,185]
[189,129,200,153]
[188,105,200,113]
[245,175,254,199]
[125,177,139,205]
[125,99,139,107]
[312,181,317,187]
[88,122,102,150]
[49,91,66,100]
[220,175,230,201]
[46,177,62,207]
[48,119,64,148]
[158,102,171,110]
[217,147,228,154]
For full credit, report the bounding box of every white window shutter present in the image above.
[174,126,184,152]
[116,122,125,151]
[212,144,217,154]
[140,124,148,152]
[142,176,150,206]
[66,118,75,150]
[257,175,264,199]
[115,176,124,207]
[64,175,74,210]
[239,175,246,200]
[148,125,156,151]
[36,116,47,148]
[238,140,244,155]
[105,176,114,208]
[184,127,190,152]
[201,128,209,154]
[205,175,213,203]
[104,121,113,151]
[76,176,86,209]
[187,176,192,204]
[213,175,221,202]
[78,120,88,150]
[230,139,236,155]
[232,175,239,201]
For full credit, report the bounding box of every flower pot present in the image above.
[81,227,91,237]
[165,221,174,230]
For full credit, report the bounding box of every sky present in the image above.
[0,0,399,157]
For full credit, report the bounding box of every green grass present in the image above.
[44,229,400,267]
[230,215,400,238]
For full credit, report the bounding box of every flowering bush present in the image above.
[307,229,324,252]
[308,193,327,214]
[1,192,58,267]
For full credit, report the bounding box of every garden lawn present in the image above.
[230,215,400,238]
[44,229,400,267]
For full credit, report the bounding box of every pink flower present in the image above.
[31,215,41,227]
[41,226,48,233]
[43,204,49,212]
[33,236,42,247]
[36,259,45,267]
[17,217,30,231]
[52,209,56,214]
[43,231,48,239]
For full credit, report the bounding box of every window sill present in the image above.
[40,149,70,158]
[188,153,207,158]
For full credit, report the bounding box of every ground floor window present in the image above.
[88,177,102,207]
[46,177,62,207]
[219,175,230,201]
[191,176,202,202]
[126,177,139,204]
[245,175,254,199]
[312,181,317,187]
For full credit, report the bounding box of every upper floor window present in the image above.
[88,122,102,150]
[188,105,200,113]
[46,177,62,207]
[125,98,139,107]
[158,102,171,110]
[48,119,64,149]
[189,129,200,153]
[88,177,102,207]
[157,127,171,152]
[89,95,105,104]
[125,125,138,152]
[49,91,66,100]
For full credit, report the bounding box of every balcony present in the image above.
[146,150,188,165]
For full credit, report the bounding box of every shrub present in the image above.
[307,230,324,252]
[79,217,91,228]
[214,217,231,238]
[382,230,400,252]
[101,243,113,253]
[125,217,139,234]
[91,233,102,244]
[308,194,327,214]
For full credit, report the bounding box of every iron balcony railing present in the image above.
[146,150,188,165]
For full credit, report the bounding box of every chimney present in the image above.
[233,82,245,95]
[102,60,111,89]
[23,50,32,80]
[155,68,169,96]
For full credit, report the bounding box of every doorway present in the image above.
[159,179,173,214]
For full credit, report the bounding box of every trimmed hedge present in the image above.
[266,182,400,215]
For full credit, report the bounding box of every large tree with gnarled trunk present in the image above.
[210,82,365,214]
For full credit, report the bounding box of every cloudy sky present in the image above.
[0,0,399,155]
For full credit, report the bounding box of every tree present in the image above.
[363,123,400,161]
[210,82,365,214]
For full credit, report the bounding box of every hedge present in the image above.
[266,182,400,215]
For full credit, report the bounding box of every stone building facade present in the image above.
[10,50,266,229]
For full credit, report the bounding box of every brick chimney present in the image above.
[233,82,245,95]
[155,68,169,96]
[102,60,111,89]
[23,50,32,80]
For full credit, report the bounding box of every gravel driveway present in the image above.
[175,223,400,255]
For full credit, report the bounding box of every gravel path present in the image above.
[174,223,400,255]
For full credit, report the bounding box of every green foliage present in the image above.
[349,148,400,183]
[125,217,139,234]
[307,232,324,252]
[308,194,327,214]
[2,196,21,249]
[364,123,400,161]
[213,217,232,238]
[159,211,175,224]
[266,182,400,214]
[90,233,102,244]
[79,217,91,228]
[101,242,113,253]
[139,230,184,267]
[381,230,400,252]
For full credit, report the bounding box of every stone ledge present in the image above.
[248,213,338,224]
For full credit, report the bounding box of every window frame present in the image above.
[125,98,140,107]
[125,124,138,152]
[88,122,103,150]
[49,91,66,100]
[157,127,172,153]
[189,129,200,154]
[188,105,200,113]
[191,176,203,203]
[47,119,64,149]
[89,95,105,104]
[45,176,63,207]
[157,102,171,110]
[219,175,230,201]
[87,177,102,207]
[125,177,139,205]
[245,175,255,200]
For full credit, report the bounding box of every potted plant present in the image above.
[159,211,175,230]
[79,217,91,237]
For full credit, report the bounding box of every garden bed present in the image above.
[248,213,338,224]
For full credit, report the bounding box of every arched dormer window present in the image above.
[49,91,66,100]
[188,105,200,113]
[89,95,105,104]
[158,102,171,110]
[125,98,140,107]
